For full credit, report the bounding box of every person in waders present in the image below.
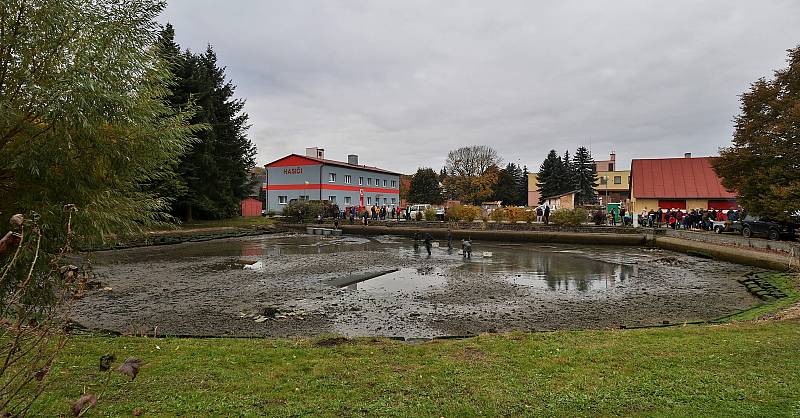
[446,229,453,250]
[423,233,434,256]
[462,238,472,259]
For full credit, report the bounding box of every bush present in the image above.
[506,207,526,223]
[415,211,423,221]
[490,208,507,222]
[424,207,438,221]
[282,200,335,222]
[592,210,606,225]
[446,205,480,222]
[550,208,589,227]
[523,209,537,224]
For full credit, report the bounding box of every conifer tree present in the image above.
[572,146,599,205]
[536,150,564,203]
[157,26,257,220]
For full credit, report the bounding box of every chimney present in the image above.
[684,152,692,158]
[610,151,616,162]
[305,147,325,159]
[348,154,359,165]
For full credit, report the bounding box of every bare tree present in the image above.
[444,146,502,177]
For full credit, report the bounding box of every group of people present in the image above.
[639,208,741,230]
[339,205,414,225]
[412,229,472,258]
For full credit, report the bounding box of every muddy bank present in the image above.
[72,233,760,339]
[334,225,647,245]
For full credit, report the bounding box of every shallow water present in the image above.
[80,233,757,338]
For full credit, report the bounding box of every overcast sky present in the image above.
[160,1,800,173]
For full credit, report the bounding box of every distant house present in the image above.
[630,154,737,212]
[527,173,541,207]
[542,190,580,210]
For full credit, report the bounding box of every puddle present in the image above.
[459,250,636,291]
[333,267,448,293]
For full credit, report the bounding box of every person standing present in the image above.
[423,233,434,256]
[446,229,453,250]
[544,205,551,225]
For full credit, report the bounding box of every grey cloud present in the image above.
[161,0,800,172]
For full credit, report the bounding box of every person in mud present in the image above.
[412,232,420,252]
[423,233,434,256]
[461,238,472,259]
[333,216,340,230]
[446,229,453,250]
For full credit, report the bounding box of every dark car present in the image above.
[739,215,797,240]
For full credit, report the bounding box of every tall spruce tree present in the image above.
[561,150,576,192]
[158,26,257,220]
[572,146,599,205]
[494,163,518,205]
[517,165,529,206]
[536,150,565,203]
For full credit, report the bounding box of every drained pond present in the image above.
[73,233,759,338]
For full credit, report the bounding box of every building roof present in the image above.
[631,157,736,199]
[265,154,402,176]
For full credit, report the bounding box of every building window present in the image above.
[391,198,396,205]
[328,173,336,183]
[367,178,372,186]
[614,176,622,184]
[383,179,387,187]
[383,198,387,205]
[299,195,309,201]
[278,196,288,204]
[344,175,352,184]
[367,197,372,205]
[391,180,397,188]
[345,196,351,205]
[359,177,363,185]
[329,196,336,202]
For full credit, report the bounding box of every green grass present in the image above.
[35,321,800,417]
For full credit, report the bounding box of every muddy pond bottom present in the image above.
[72,233,760,339]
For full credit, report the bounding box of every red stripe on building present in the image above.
[265,184,398,194]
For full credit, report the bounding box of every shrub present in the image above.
[490,208,507,222]
[506,207,526,223]
[424,207,438,221]
[592,210,606,225]
[415,211,423,221]
[282,200,335,222]
[446,205,480,222]
[523,209,537,224]
[550,208,589,227]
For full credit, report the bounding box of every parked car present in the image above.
[712,220,739,234]
[407,204,445,221]
[739,215,797,240]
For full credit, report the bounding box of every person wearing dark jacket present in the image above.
[423,233,434,256]
[544,205,551,225]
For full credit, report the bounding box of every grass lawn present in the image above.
[35,320,800,417]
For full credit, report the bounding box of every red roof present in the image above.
[265,154,402,176]
[631,157,736,199]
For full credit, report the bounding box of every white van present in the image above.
[407,204,431,220]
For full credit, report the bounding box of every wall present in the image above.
[266,161,400,212]
[686,199,708,210]
[632,198,659,213]
[527,173,540,207]
[240,198,263,217]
